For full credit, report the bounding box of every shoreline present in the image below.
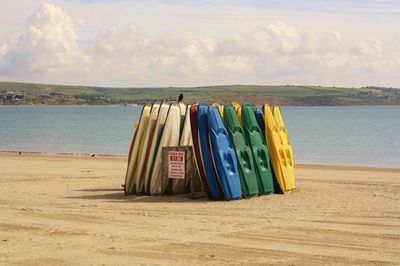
[1,150,399,171]
[0,150,126,158]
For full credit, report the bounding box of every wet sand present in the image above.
[0,152,399,265]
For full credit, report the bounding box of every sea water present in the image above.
[0,105,399,168]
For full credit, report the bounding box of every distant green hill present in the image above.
[1,81,399,106]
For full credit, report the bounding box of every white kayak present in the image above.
[124,104,151,194]
[149,103,182,195]
[135,103,161,193]
[172,104,192,194]
[144,103,171,194]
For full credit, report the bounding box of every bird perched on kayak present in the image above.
[178,93,183,103]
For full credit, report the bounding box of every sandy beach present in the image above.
[0,152,399,265]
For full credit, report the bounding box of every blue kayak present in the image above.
[256,107,266,139]
[197,103,224,200]
[208,107,242,200]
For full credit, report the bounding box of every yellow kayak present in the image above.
[263,104,295,193]
[231,101,242,124]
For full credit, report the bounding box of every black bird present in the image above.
[91,154,96,157]
[178,93,183,103]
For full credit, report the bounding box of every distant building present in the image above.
[1,91,27,105]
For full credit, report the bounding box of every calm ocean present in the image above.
[0,106,399,168]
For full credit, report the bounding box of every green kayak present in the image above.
[242,104,274,195]
[224,105,259,197]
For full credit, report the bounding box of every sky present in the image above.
[0,0,399,87]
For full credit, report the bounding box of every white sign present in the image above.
[168,151,185,179]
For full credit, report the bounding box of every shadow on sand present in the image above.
[65,187,208,203]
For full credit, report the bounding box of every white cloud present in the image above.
[217,22,303,56]
[0,42,6,55]
[351,40,399,71]
[355,40,383,57]
[0,1,399,87]
[0,2,88,76]
[0,40,7,71]
[92,24,151,54]
[306,53,349,68]
[87,25,251,82]
[263,22,301,53]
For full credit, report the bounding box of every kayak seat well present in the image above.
[257,149,268,170]
[251,125,260,132]
[240,150,252,172]
[285,149,294,167]
[221,151,237,175]
[216,128,227,136]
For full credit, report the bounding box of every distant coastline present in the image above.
[1,81,400,106]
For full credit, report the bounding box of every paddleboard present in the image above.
[208,107,242,200]
[224,104,259,197]
[242,104,274,195]
[150,103,181,195]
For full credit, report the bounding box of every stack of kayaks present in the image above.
[124,101,296,200]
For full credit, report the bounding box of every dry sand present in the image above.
[0,152,399,265]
